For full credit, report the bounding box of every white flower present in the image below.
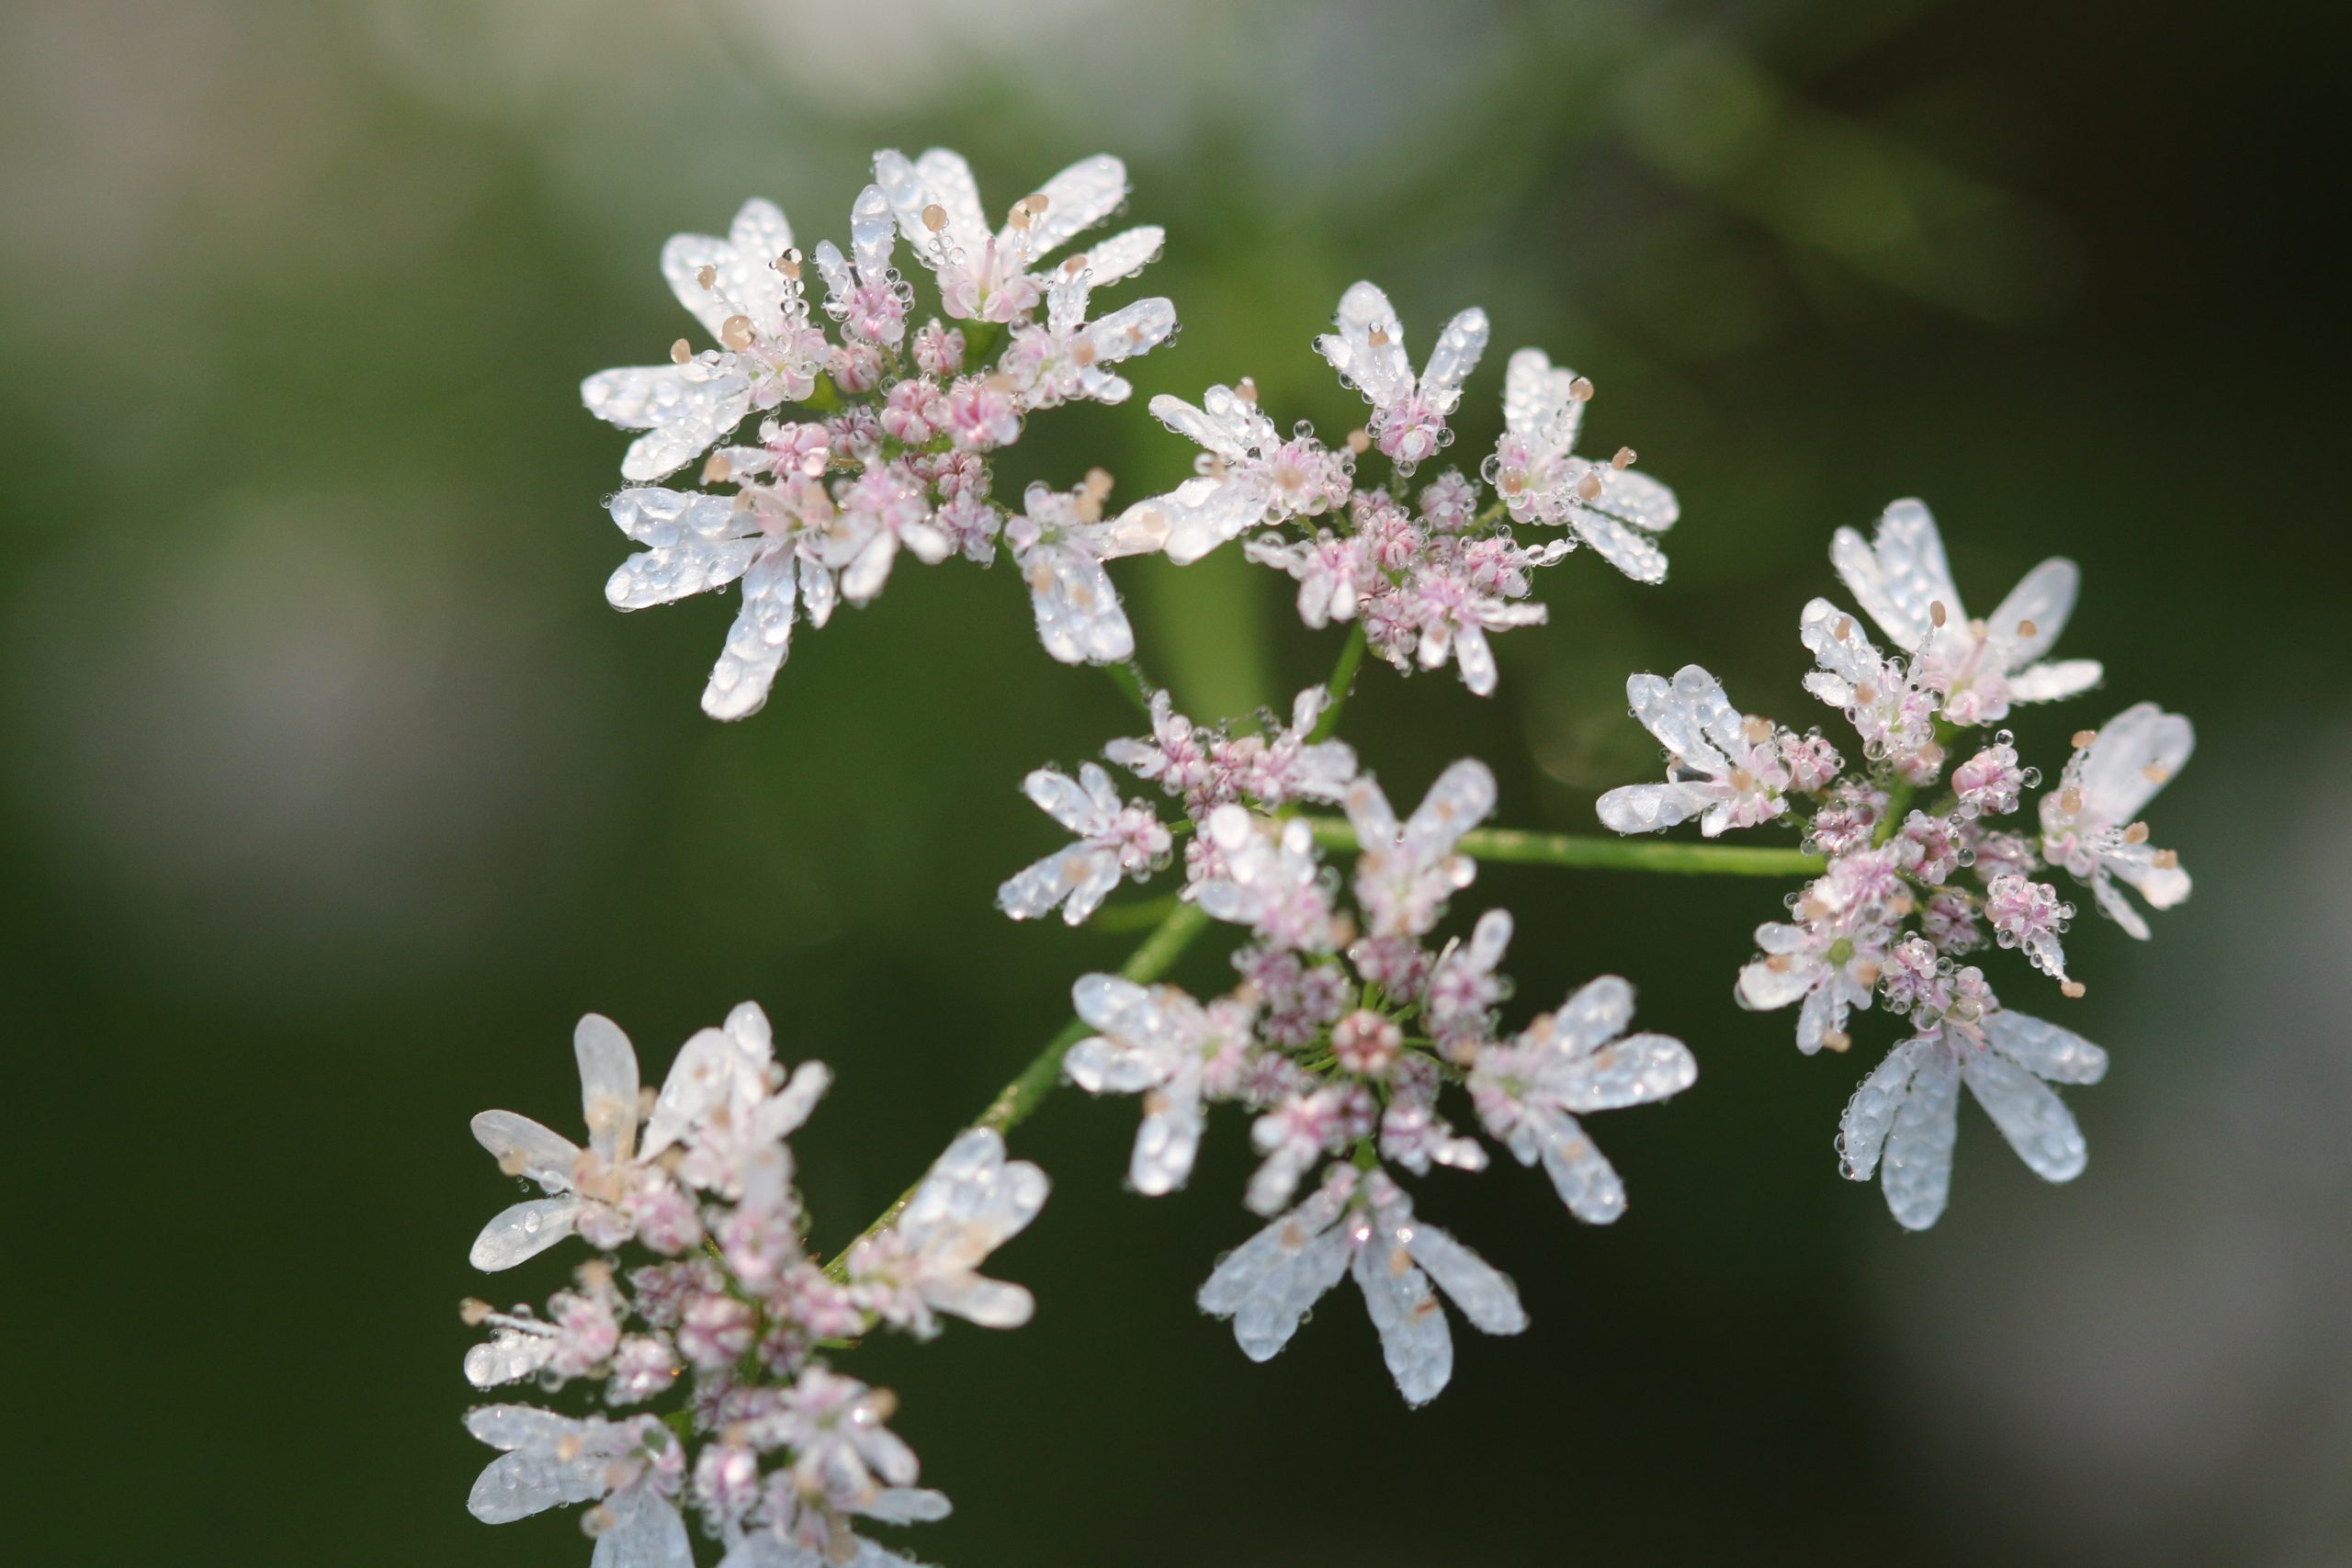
[1001,262,1178,411]
[466,1405,690,1568]
[1064,976,1253,1195]
[1190,805,1342,952]
[1830,498,2102,727]
[1197,1165,1527,1406]
[1837,1010,2109,1230]
[582,198,826,481]
[1316,280,1487,470]
[469,1014,674,1270]
[1125,385,1354,565]
[843,1130,1048,1337]
[2040,702,2194,939]
[600,484,836,722]
[1795,597,1942,777]
[996,762,1172,925]
[1006,481,1160,666]
[1596,665,1793,837]
[810,185,910,349]
[639,1002,831,1213]
[1736,848,1905,1055]
[872,148,1156,322]
[1489,346,1678,583]
[1343,760,1496,938]
[1467,976,1696,1223]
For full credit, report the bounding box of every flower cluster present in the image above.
[1125,288,1679,695]
[1595,500,2193,1228]
[1000,687,1696,1404]
[586,150,1177,718]
[462,1005,1046,1566]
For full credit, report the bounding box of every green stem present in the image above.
[824,901,1211,1273]
[1100,660,1156,717]
[1306,624,1369,742]
[1304,818,1825,877]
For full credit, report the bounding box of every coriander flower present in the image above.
[1487,346,1678,583]
[1198,1165,1528,1406]
[1796,598,1944,780]
[1104,683,1357,816]
[583,197,828,482]
[640,1001,831,1214]
[1064,976,1255,1195]
[997,762,1172,925]
[1343,759,1496,939]
[1191,806,1344,953]
[1316,280,1488,470]
[874,148,1156,323]
[466,1404,689,1566]
[1127,383,1354,565]
[1837,1009,2109,1230]
[1830,498,2103,727]
[1006,478,1155,666]
[843,1130,1046,1338]
[469,1013,702,1270]
[810,185,910,349]
[1596,665,1800,837]
[1000,261,1178,411]
[2040,702,2195,939]
[1736,847,1905,1055]
[1467,976,1697,1223]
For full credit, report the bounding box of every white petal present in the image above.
[467,1446,598,1524]
[469,1197,582,1271]
[2007,659,2103,704]
[1501,345,1583,453]
[1419,306,1489,404]
[1624,669,1731,773]
[1982,1010,2109,1085]
[1317,280,1413,408]
[1023,767,1104,833]
[922,1274,1035,1329]
[1549,974,1636,1054]
[1352,1231,1453,1405]
[592,1491,695,1568]
[606,537,762,609]
[2080,702,2194,821]
[1406,1223,1528,1336]
[470,1111,579,1190]
[1559,1031,1696,1111]
[1880,1044,1961,1230]
[1596,781,1713,834]
[700,548,798,721]
[1984,557,2079,670]
[574,1013,640,1166]
[1589,468,1679,533]
[1830,498,1962,652]
[1569,505,1668,583]
[1536,1114,1627,1224]
[1021,153,1129,258]
[1736,953,1818,1012]
[1071,224,1164,288]
[1026,545,1135,664]
[1130,1090,1204,1196]
[1962,1047,2089,1183]
[1837,1039,1925,1181]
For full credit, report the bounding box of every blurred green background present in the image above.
[6,1,2346,1563]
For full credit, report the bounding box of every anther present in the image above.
[1821,1030,1851,1054]
[865,1387,899,1421]
[459,1298,492,1326]
[1835,615,1853,641]
[1568,377,1594,401]
[719,314,755,352]
[1575,472,1603,502]
[1742,715,1771,744]
[921,204,947,232]
[1929,600,1948,628]
[2060,786,2083,814]
[1062,254,1088,276]
[2123,821,2150,843]
[2018,619,2037,638]
[695,264,718,290]
[2060,979,2087,998]
[2072,729,2098,749]
[1611,446,1635,469]
[1024,192,1051,215]
[1082,467,1114,501]
[2153,849,2179,870]
[1346,428,1371,455]
[702,453,731,485]
[2143,762,2171,784]
[1236,377,1259,404]
[670,338,693,365]
[1367,328,1390,347]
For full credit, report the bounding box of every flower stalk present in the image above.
[1306,818,1826,877]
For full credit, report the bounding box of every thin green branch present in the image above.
[824,901,1211,1273]
[1305,818,1825,877]
[1306,624,1369,742]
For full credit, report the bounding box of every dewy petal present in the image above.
[1130,1089,1204,1196]
[1026,544,1135,665]
[1404,1223,1528,1336]
[1557,1031,1697,1111]
[469,1197,582,1271]
[1501,345,1584,453]
[1597,781,1712,834]
[1318,281,1414,408]
[1838,1039,1925,1180]
[1419,306,1490,405]
[1352,1227,1453,1406]
[1830,497,1963,652]
[1982,1010,2109,1085]
[2081,702,2195,821]
[464,1402,577,1452]
[1536,1114,1626,1224]
[1549,975,1637,1054]
[574,1012,641,1166]
[1198,1188,1352,1360]
[592,1490,695,1568]
[1569,505,1668,583]
[1984,557,2079,670]
[1070,225,1165,288]
[1625,670,1730,774]
[2007,659,2104,704]
[1880,1044,1961,1231]
[468,1447,597,1524]
[921,1274,1036,1329]
[1589,467,1679,533]
[607,535,762,609]
[1736,953,1819,1011]
[1961,1048,2089,1183]
[1020,153,1129,258]
[470,1110,580,1190]
[701,547,798,721]
[661,197,792,338]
